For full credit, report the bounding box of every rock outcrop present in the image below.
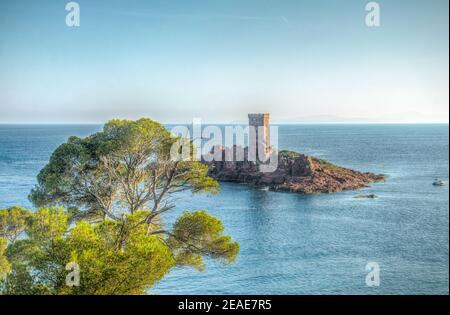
[203,147,385,194]
[354,194,379,199]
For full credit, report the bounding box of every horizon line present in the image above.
[0,121,449,125]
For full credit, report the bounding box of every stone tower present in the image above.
[248,113,270,161]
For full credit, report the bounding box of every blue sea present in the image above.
[0,124,448,295]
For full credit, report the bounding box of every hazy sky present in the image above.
[0,0,448,123]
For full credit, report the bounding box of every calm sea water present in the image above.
[0,124,448,294]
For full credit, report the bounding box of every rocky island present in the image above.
[202,113,385,194]
[204,147,385,194]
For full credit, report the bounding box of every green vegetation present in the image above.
[279,150,345,172]
[279,150,302,158]
[0,118,239,295]
[311,157,345,172]
[0,238,10,280]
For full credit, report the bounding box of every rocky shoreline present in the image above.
[203,148,386,194]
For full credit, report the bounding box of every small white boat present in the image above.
[432,179,445,186]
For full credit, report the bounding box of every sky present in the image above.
[0,0,448,123]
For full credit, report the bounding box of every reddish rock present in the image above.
[203,147,385,194]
